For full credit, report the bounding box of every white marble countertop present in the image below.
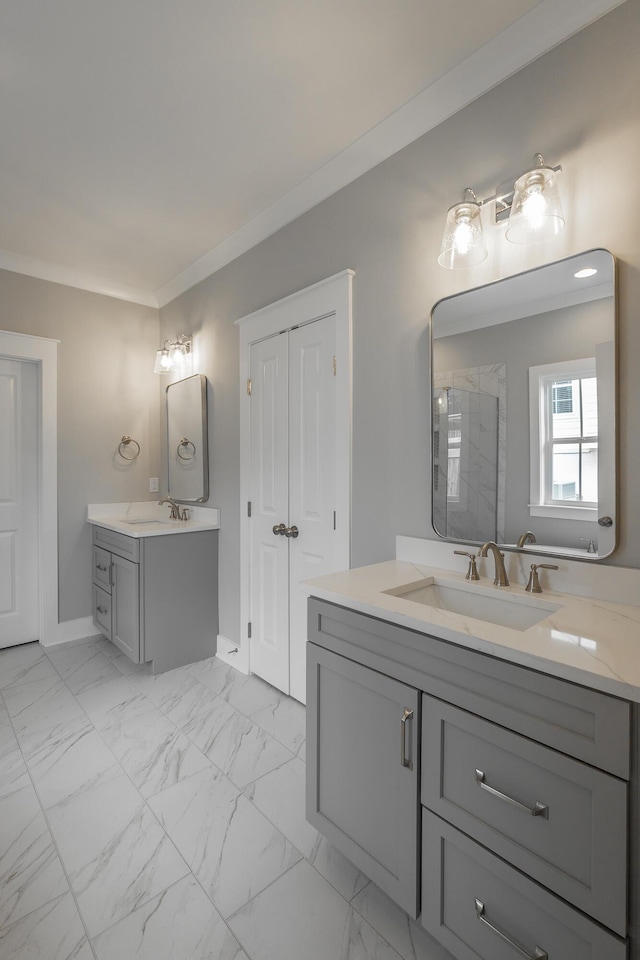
[304,559,640,702]
[87,501,220,538]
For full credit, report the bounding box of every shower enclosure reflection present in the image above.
[433,387,499,542]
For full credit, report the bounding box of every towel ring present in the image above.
[177,437,196,461]
[118,436,141,461]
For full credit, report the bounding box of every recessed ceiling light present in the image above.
[574,267,598,279]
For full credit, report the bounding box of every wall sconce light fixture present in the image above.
[154,334,192,374]
[439,154,564,269]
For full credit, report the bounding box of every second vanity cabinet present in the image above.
[306,597,634,960]
[91,524,219,673]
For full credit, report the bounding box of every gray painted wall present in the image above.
[160,2,640,648]
[0,271,160,621]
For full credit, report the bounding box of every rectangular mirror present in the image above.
[431,249,616,560]
[166,374,209,503]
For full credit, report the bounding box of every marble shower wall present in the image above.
[433,364,506,543]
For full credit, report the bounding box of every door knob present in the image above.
[284,525,299,538]
[272,523,286,536]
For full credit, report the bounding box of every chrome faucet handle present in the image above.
[180,507,190,521]
[454,550,480,581]
[525,563,559,594]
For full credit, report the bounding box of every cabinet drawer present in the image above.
[92,525,140,562]
[93,546,111,592]
[92,584,112,640]
[421,809,626,960]
[422,695,627,935]
[309,598,630,778]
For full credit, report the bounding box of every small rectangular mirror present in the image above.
[166,374,209,503]
[431,249,616,561]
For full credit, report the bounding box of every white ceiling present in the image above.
[0,0,626,308]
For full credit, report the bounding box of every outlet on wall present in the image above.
[149,477,159,492]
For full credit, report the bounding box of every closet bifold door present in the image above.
[306,642,420,917]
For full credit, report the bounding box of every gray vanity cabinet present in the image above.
[91,525,219,673]
[307,597,633,960]
[306,642,420,917]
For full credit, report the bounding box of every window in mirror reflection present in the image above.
[530,359,598,518]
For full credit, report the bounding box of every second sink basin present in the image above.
[384,578,561,631]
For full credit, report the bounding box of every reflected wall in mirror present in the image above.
[166,374,209,503]
[431,249,616,560]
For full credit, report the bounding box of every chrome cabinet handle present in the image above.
[96,605,108,615]
[401,708,414,770]
[475,769,548,818]
[284,525,299,539]
[475,899,548,959]
[272,523,287,536]
[96,563,107,572]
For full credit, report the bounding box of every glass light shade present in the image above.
[153,347,172,374]
[438,198,487,269]
[505,163,565,244]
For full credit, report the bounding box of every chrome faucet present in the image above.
[479,541,509,587]
[159,497,180,519]
[517,531,537,548]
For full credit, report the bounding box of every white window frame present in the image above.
[528,357,598,522]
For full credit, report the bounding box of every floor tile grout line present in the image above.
[0,668,100,959]
[33,645,202,953]
[71,642,272,957]
[4,642,415,960]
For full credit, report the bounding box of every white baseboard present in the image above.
[216,634,249,674]
[41,616,102,649]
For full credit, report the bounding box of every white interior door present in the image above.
[249,333,290,692]
[0,358,39,648]
[288,318,337,702]
[249,316,337,702]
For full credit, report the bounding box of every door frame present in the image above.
[236,270,354,675]
[0,329,59,646]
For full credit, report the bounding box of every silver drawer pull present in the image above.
[96,563,107,572]
[401,708,414,770]
[475,899,548,960]
[475,769,548,819]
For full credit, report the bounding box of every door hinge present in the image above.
[247,501,252,517]
[247,378,252,396]
[247,622,252,639]
[332,356,336,376]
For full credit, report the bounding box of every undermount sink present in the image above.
[120,517,176,525]
[383,578,561,631]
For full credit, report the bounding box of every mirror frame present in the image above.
[429,249,617,562]
[166,373,209,504]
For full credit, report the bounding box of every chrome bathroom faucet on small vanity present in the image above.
[304,554,640,960]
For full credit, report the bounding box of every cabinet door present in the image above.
[111,553,140,662]
[306,642,420,916]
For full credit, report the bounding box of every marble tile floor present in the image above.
[0,638,451,960]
